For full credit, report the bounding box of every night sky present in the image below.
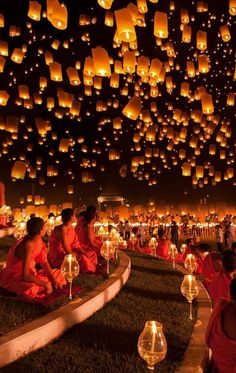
[0,0,236,207]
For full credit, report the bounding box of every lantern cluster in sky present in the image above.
[0,0,236,196]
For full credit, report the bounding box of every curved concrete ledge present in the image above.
[0,251,131,368]
[0,227,14,239]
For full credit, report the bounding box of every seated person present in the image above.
[75,210,101,256]
[128,227,150,254]
[0,217,66,302]
[202,246,223,284]
[206,277,236,373]
[48,208,97,273]
[207,251,236,306]
[156,229,170,259]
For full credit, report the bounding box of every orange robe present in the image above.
[75,217,102,256]
[128,240,151,254]
[207,271,231,306]
[48,226,97,273]
[202,253,218,284]
[156,239,170,259]
[206,299,236,373]
[0,237,66,301]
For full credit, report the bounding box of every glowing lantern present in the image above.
[209,144,216,155]
[28,1,41,21]
[196,165,204,178]
[123,51,136,73]
[182,162,191,177]
[0,56,6,72]
[18,85,30,100]
[187,61,195,77]
[98,0,113,9]
[227,93,235,106]
[70,100,81,116]
[92,47,111,77]
[198,54,209,73]
[115,8,136,42]
[182,24,191,43]
[51,39,60,50]
[180,82,190,97]
[137,0,148,13]
[110,72,119,88]
[47,0,68,30]
[49,62,63,81]
[105,11,114,27]
[201,93,214,114]
[214,171,222,183]
[0,14,4,27]
[6,116,18,133]
[196,30,207,50]
[11,48,24,63]
[82,171,94,183]
[27,195,33,203]
[122,96,142,120]
[220,25,231,42]
[0,41,8,56]
[154,11,168,38]
[0,90,9,106]
[109,149,120,160]
[181,8,189,23]
[113,117,122,129]
[137,56,149,77]
[68,185,74,194]
[229,0,236,15]
[59,139,69,152]
[11,161,27,180]
[66,67,81,86]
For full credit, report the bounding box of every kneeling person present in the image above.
[0,217,66,302]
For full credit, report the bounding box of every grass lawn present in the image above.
[2,251,197,373]
[0,235,118,335]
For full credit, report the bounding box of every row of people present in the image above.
[0,206,102,302]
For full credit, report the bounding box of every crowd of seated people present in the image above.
[0,206,102,302]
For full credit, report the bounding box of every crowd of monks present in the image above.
[0,208,235,372]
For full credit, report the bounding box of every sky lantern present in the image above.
[123,51,136,73]
[115,8,137,42]
[122,96,142,120]
[198,54,209,73]
[0,90,9,106]
[11,48,25,63]
[49,61,63,81]
[98,0,113,10]
[47,0,68,30]
[182,24,191,43]
[0,41,8,56]
[11,161,27,180]
[201,93,214,114]
[137,0,148,14]
[229,0,236,15]
[92,47,111,77]
[154,11,168,38]
[219,25,231,42]
[28,1,41,21]
[196,30,207,50]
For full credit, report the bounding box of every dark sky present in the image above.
[0,0,235,207]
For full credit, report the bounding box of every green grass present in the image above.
[2,251,197,373]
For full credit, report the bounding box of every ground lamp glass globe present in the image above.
[61,254,80,300]
[138,320,167,371]
[181,274,199,320]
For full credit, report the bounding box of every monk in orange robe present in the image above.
[0,217,66,302]
[156,229,171,259]
[202,250,222,285]
[127,227,151,254]
[75,210,102,256]
[48,208,97,273]
[207,251,236,306]
[206,277,236,373]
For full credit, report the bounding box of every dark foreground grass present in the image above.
[2,251,197,373]
[0,236,118,335]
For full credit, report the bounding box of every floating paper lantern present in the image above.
[11,48,24,63]
[49,62,63,81]
[123,51,136,73]
[182,162,191,177]
[229,0,236,15]
[198,54,209,73]
[0,41,8,56]
[92,47,111,77]
[201,93,214,114]
[115,8,136,42]
[0,14,4,27]
[11,161,27,180]
[227,92,235,106]
[68,185,74,194]
[98,0,113,9]
[196,30,207,50]
[59,138,69,152]
[28,1,41,21]
[196,165,204,178]
[0,90,9,106]
[154,11,168,38]
[105,11,114,26]
[67,67,81,85]
[220,25,231,42]
[47,0,68,30]
[122,96,142,120]
[182,24,191,43]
